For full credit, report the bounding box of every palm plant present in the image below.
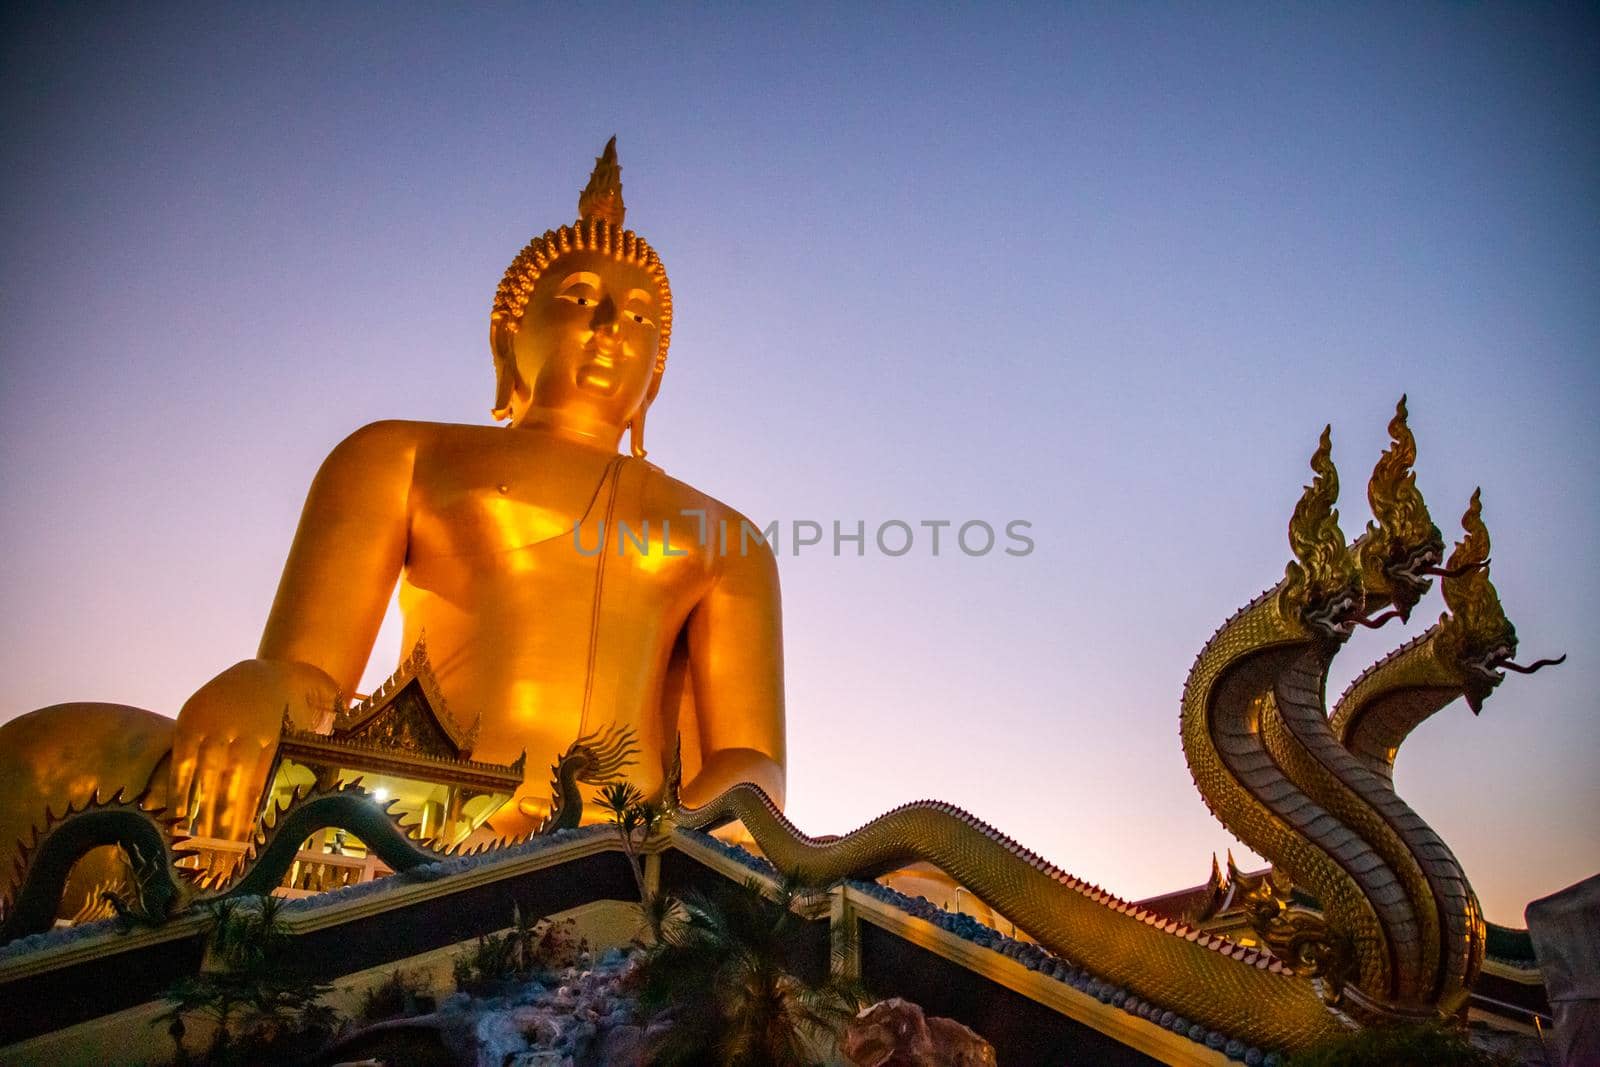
[596,782,660,890]
[639,876,866,1067]
[597,781,674,941]
[155,893,337,1065]
[595,778,862,1063]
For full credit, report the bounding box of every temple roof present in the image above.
[276,637,525,795]
[332,636,478,757]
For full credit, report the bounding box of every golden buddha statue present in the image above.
[0,140,786,882]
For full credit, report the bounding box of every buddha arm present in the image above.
[679,531,787,808]
[258,421,415,686]
[171,422,414,839]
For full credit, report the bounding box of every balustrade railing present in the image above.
[176,836,393,898]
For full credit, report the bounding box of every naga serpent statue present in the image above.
[0,401,1561,1056]
[670,399,1562,1050]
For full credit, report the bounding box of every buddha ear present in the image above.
[627,409,648,460]
[489,318,521,422]
[629,353,665,458]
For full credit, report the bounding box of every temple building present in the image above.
[179,639,525,894]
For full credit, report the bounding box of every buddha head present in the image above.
[490,138,674,456]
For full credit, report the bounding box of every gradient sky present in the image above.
[2,5,1595,926]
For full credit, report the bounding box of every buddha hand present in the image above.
[169,659,341,841]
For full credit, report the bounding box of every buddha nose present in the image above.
[592,295,621,333]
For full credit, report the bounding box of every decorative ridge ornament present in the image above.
[490,136,674,433]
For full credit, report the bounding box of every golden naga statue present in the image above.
[0,139,785,870]
[673,401,1563,1049]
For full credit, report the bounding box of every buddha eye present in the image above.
[556,280,601,307]
[630,312,652,326]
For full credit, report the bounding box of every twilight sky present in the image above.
[1,5,1595,926]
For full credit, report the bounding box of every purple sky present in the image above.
[2,5,1595,925]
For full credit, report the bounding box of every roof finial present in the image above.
[577,135,625,228]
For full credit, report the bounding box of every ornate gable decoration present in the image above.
[272,636,524,798]
[332,636,481,759]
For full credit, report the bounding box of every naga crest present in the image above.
[1435,491,1518,711]
[1280,427,1362,639]
[549,724,640,792]
[1358,397,1444,621]
[542,724,641,832]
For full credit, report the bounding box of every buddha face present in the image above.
[496,250,663,439]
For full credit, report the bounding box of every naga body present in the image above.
[0,783,451,945]
[0,402,1559,1056]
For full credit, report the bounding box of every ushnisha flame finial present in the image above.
[577,136,625,228]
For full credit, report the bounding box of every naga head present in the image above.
[1239,871,1355,1006]
[1357,397,1445,624]
[1435,491,1564,712]
[1281,427,1364,643]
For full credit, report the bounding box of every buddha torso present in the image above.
[402,421,725,799]
[305,419,740,817]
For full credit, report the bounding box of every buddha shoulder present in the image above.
[306,420,524,507]
[303,420,424,501]
[311,419,569,490]
[639,464,778,572]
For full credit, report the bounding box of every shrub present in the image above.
[359,968,434,1022]
[452,902,589,994]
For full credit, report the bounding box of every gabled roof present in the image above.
[332,636,480,758]
[272,636,525,796]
